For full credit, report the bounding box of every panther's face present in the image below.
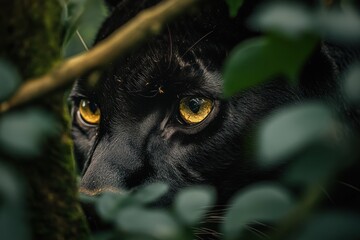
[70,0,334,204]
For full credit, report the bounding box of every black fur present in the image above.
[71,0,359,209]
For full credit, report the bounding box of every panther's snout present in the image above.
[79,186,123,197]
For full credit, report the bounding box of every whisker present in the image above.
[204,204,231,209]
[202,219,225,224]
[338,181,360,193]
[204,216,225,222]
[202,214,223,219]
[319,184,335,204]
[181,30,214,58]
[201,217,225,224]
[211,204,232,208]
[205,208,229,214]
[148,44,162,73]
[202,227,223,236]
[207,216,225,219]
[245,225,270,239]
[251,220,277,231]
[167,25,173,69]
[193,227,223,238]
[194,234,204,240]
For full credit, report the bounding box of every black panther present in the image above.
[70,0,359,212]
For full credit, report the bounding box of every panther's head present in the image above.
[70,0,337,205]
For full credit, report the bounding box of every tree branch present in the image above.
[0,0,202,113]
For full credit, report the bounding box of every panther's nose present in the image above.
[79,186,123,196]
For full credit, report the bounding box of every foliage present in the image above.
[63,0,108,57]
[223,184,293,240]
[226,0,244,17]
[1,0,360,240]
[0,60,21,102]
[0,163,29,240]
[222,35,317,97]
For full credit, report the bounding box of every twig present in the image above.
[76,30,89,51]
[0,0,202,113]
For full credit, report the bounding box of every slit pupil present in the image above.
[188,98,201,113]
[89,102,98,114]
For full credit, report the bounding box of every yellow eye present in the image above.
[78,99,101,125]
[179,97,213,124]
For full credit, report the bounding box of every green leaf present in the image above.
[343,64,360,106]
[226,0,244,17]
[132,182,169,205]
[0,60,21,102]
[283,145,344,185]
[223,35,317,97]
[116,207,182,240]
[0,163,22,204]
[174,186,215,225]
[249,2,360,43]
[250,2,314,38]
[222,184,293,240]
[0,163,29,240]
[296,212,360,240]
[257,102,340,166]
[0,206,29,240]
[0,109,58,158]
[318,8,360,43]
[96,192,125,221]
[64,0,108,56]
[79,192,97,204]
[61,0,87,46]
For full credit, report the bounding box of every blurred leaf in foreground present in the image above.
[132,182,169,205]
[116,207,182,240]
[174,186,215,226]
[250,2,314,38]
[226,0,244,17]
[283,144,348,186]
[0,163,29,240]
[0,109,58,158]
[318,7,360,43]
[257,102,341,167]
[95,183,169,222]
[0,60,21,102]
[96,192,125,222]
[222,183,293,240]
[343,64,360,106]
[223,35,317,97]
[251,1,360,43]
